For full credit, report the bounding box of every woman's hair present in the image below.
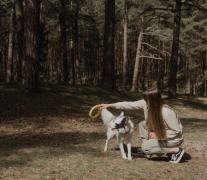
[143,87,166,140]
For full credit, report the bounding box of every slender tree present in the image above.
[6,0,15,83]
[168,0,181,98]
[122,0,128,91]
[15,0,24,82]
[74,0,82,84]
[131,18,143,92]
[24,0,40,91]
[102,0,115,89]
[0,0,2,77]
[58,0,68,84]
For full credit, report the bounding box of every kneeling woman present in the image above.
[99,87,184,163]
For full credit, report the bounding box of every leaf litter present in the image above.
[0,84,207,179]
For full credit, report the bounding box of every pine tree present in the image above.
[24,0,40,91]
[6,0,15,83]
[15,0,24,82]
[102,0,115,89]
[168,0,181,98]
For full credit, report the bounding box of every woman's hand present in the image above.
[150,132,157,139]
[99,103,116,110]
[99,104,110,110]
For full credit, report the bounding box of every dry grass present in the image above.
[0,84,207,180]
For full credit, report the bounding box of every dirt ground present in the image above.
[0,84,207,180]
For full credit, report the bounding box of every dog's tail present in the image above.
[101,109,115,127]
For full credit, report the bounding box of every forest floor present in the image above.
[0,83,207,180]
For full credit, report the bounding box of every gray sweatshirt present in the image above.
[115,99,184,141]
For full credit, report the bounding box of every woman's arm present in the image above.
[115,99,146,110]
[99,99,146,110]
[99,104,116,109]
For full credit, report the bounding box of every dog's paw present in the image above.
[122,156,128,160]
[128,157,133,161]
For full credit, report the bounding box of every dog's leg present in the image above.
[115,131,119,146]
[127,142,132,161]
[104,140,108,152]
[104,128,115,152]
[119,137,127,160]
[124,137,132,160]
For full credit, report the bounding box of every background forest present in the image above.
[0,0,207,97]
[1,1,207,179]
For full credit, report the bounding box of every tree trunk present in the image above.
[70,1,75,85]
[75,0,82,84]
[49,47,53,83]
[122,0,128,91]
[157,40,162,89]
[15,0,24,82]
[188,52,193,98]
[202,42,206,95]
[131,17,143,92]
[204,51,207,96]
[6,0,15,83]
[161,41,165,90]
[57,35,62,83]
[102,0,115,90]
[168,0,181,98]
[58,0,68,84]
[0,0,2,79]
[141,58,145,91]
[24,0,40,91]
[204,71,207,96]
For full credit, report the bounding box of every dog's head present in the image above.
[111,112,130,133]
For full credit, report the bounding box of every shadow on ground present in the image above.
[0,131,106,157]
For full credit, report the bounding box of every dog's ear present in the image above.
[119,112,124,116]
[122,117,129,124]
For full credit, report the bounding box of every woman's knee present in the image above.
[141,141,151,153]
[141,140,168,156]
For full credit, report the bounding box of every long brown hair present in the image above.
[143,87,166,140]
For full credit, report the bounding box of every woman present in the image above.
[99,87,184,163]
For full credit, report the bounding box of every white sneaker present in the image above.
[169,147,184,163]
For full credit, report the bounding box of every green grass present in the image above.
[0,83,207,180]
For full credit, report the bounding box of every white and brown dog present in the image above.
[101,109,134,160]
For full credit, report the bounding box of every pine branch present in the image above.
[142,42,171,56]
[143,16,158,26]
[181,2,207,15]
[156,34,172,41]
[143,33,172,41]
[46,0,60,14]
[140,2,207,16]
[140,7,173,15]
[140,55,162,60]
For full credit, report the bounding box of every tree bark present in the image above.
[70,1,75,85]
[6,0,15,83]
[49,47,54,83]
[75,0,82,84]
[0,0,2,79]
[102,0,115,90]
[188,55,193,98]
[131,17,143,92]
[24,0,40,91]
[122,0,128,91]
[168,0,181,98]
[15,0,24,82]
[204,71,206,96]
[58,0,68,84]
